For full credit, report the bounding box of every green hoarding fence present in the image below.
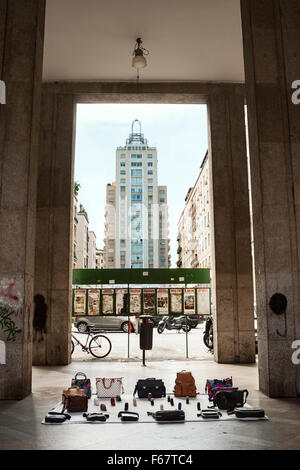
[72,268,211,318]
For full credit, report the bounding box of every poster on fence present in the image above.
[197,289,210,315]
[157,289,168,315]
[74,290,86,316]
[170,289,182,314]
[143,289,155,314]
[130,289,141,315]
[116,289,128,315]
[184,289,195,315]
[102,289,114,314]
[88,289,100,316]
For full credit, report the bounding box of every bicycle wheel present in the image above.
[89,334,112,359]
[71,340,75,355]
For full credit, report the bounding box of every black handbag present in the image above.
[233,407,265,418]
[213,389,248,411]
[147,410,185,422]
[133,378,166,399]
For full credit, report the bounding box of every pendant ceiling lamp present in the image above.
[132,37,149,81]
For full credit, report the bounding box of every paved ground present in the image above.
[1,360,300,450]
[72,324,213,362]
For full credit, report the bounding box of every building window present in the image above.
[160,198,165,203]
[148,162,153,167]
[148,170,153,175]
[159,189,165,194]
[120,170,126,175]
[120,162,126,167]
[131,169,142,176]
[147,154,153,159]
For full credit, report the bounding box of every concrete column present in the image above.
[0,0,45,398]
[241,0,300,397]
[208,94,255,364]
[33,89,75,365]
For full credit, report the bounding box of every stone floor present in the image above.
[0,359,299,450]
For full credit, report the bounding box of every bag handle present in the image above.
[242,389,249,405]
[102,378,115,389]
[75,372,87,380]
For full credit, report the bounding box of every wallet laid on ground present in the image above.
[83,412,109,422]
[233,407,265,418]
[118,411,139,422]
[45,412,71,424]
[148,410,185,422]
[198,409,222,419]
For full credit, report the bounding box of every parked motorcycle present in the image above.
[203,316,213,350]
[157,316,193,334]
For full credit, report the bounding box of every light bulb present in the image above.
[132,55,147,69]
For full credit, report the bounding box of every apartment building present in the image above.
[177,152,211,269]
[104,120,170,269]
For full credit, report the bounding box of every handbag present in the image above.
[173,371,197,398]
[213,389,249,411]
[205,377,233,401]
[209,386,239,402]
[71,372,91,398]
[233,407,265,418]
[96,377,124,398]
[133,378,166,399]
[147,410,185,422]
[63,394,88,413]
[62,386,85,404]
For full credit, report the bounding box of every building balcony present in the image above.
[177,246,182,254]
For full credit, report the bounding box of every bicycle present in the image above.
[71,326,112,359]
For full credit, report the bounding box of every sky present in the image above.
[74,103,208,267]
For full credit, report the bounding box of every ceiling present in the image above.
[43,0,245,82]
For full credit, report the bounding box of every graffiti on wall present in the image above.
[0,280,23,365]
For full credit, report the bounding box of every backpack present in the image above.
[174,371,197,397]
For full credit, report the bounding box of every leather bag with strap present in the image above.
[133,378,166,399]
[213,389,249,411]
[96,377,124,398]
[71,372,91,398]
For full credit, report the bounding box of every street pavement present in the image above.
[71,324,213,362]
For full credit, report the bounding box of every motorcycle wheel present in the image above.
[203,328,213,350]
[157,325,164,334]
[182,324,192,333]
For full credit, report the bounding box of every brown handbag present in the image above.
[62,386,85,404]
[63,394,88,413]
[173,370,197,397]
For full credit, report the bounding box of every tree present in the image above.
[74,181,81,196]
